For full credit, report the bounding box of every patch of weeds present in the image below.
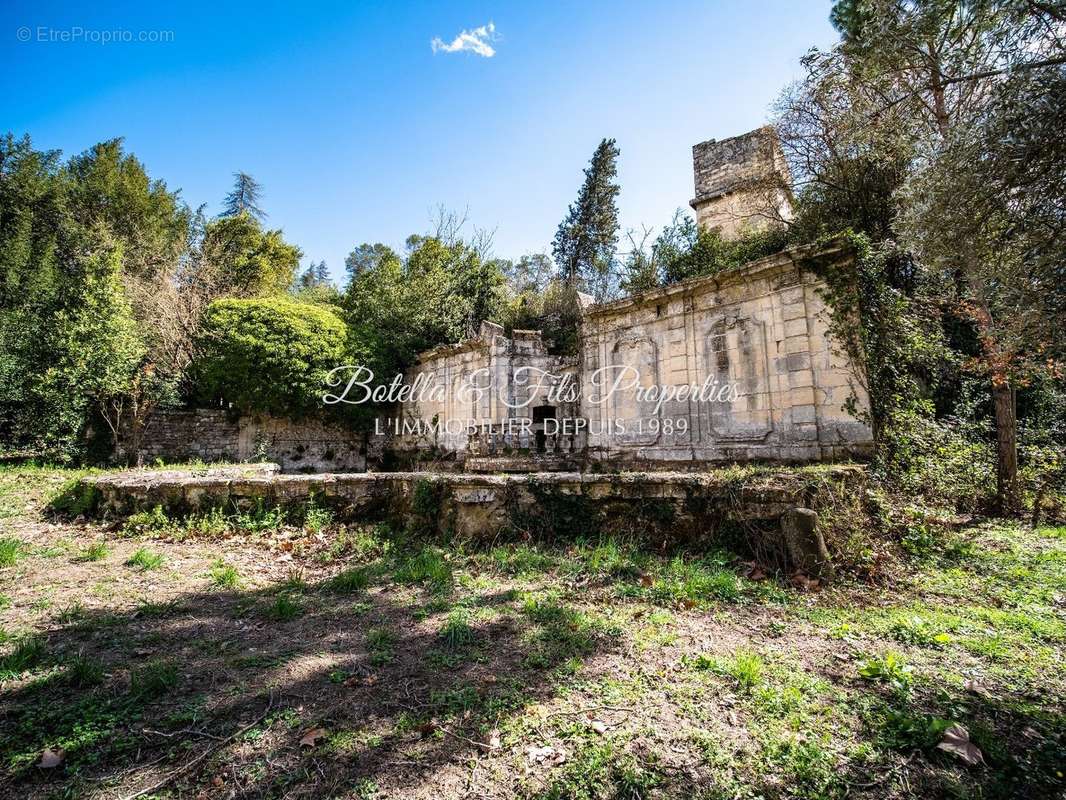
[63,654,104,688]
[486,543,557,576]
[439,607,476,649]
[124,547,164,571]
[47,479,101,516]
[232,499,286,533]
[209,559,240,589]
[888,614,951,648]
[646,554,743,607]
[185,507,230,537]
[728,649,765,691]
[264,594,302,622]
[858,651,913,695]
[394,546,453,594]
[323,524,392,563]
[0,594,10,611]
[366,627,393,666]
[687,649,765,692]
[129,658,179,699]
[123,505,174,537]
[0,634,46,679]
[0,536,25,567]
[136,598,181,618]
[56,602,86,625]
[519,592,608,668]
[78,540,109,562]
[568,538,647,581]
[875,706,952,751]
[760,735,845,800]
[327,567,370,594]
[302,496,333,534]
[531,736,660,800]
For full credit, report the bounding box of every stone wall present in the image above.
[81,464,866,575]
[118,410,369,472]
[116,409,241,465]
[580,242,873,464]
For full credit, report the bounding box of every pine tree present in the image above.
[221,172,267,221]
[552,138,620,298]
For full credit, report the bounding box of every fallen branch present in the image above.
[119,693,274,800]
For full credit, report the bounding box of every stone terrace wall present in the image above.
[82,465,866,576]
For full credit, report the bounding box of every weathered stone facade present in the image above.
[397,241,872,467]
[120,410,369,473]
[689,126,793,238]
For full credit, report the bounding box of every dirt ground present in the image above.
[0,465,1063,800]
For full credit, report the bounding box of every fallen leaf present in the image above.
[639,573,653,587]
[36,749,65,769]
[299,727,328,748]
[417,718,439,738]
[590,720,608,735]
[937,723,985,766]
[526,744,567,766]
[681,598,697,610]
[487,729,502,749]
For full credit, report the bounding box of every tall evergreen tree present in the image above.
[221,171,267,220]
[552,138,621,299]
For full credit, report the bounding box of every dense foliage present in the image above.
[194,297,348,417]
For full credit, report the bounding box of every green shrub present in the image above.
[193,296,349,418]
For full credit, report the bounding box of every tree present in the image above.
[66,138,189,279]
[297,259,330,290]
[341,233,508,379]
[834,0,1065,514]
[552,138,621,300]
[193,296,348,417]
[220,171,266,221]
[344,243,398,283]
[199,214,301,297]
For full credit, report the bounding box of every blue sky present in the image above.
[2,1,837,281]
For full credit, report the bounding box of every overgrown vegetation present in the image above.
[3,466,1062,799]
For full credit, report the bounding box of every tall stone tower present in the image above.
[689,126,793,240]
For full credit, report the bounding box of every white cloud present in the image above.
[431,22,496,57]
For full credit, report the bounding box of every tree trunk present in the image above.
[991,380,1019,515]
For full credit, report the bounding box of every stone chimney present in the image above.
[689,126,793,240]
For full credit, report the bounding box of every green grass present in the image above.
[264,594,302,621]
[63,655,105,688]
[439,607,476,649]
[366,626,394,666]
[124,547,164,571]
[78,541,109,562]
[394,546,453,594]
[0,536,25,567]
[209,559,240,588]
[129,659,179,699]
[0,635,46,679]
[327,567,370,594]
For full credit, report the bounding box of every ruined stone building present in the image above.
[124,127,872,472]
[393,128,872,469]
